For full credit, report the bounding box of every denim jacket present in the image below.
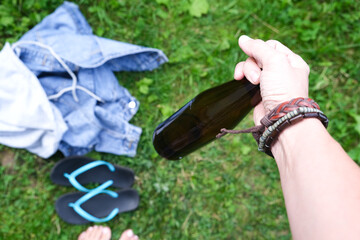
[12,1,168,157]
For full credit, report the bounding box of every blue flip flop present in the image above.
[50,156,135,190]
[55,180,139,224]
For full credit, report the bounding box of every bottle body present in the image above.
[152,79,261,160]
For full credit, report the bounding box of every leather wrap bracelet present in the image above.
[216,97,329,158]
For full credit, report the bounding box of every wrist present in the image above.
[271,118,327,168]
[257,98,328,157]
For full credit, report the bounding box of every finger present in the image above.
[288,53,310,72]
[234,61,245,80]
[266,40,309,71]
[243,57,261,84]
[238,35,278,68]
[266,39,293,56]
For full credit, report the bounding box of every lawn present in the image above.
[1,0,360,239]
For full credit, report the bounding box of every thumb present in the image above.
[238,35,278,68]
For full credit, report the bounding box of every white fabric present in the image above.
[12,41,104,103]
[0,43,68,158]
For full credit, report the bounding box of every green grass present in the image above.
[1,0,360,239]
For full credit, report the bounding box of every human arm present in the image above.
[235,36,360,240]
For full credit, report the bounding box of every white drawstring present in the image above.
[48,85,103,102]
[11,41,104,103]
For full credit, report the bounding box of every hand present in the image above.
[234,35,310,125]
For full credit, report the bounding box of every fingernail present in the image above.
[127,230,134,237]
[234,67,242,79]
[239,35,251,44]
[249,71,260,83]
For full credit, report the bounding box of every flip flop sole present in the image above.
[55,189,139,225]
[50,156,135,189]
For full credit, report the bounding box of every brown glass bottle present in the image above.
[152,79,261,160]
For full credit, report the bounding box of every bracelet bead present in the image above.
[258,105,328,157]
[216,97,329,158]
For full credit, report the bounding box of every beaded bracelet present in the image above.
[258,106,328,157]
[216,97,329,158]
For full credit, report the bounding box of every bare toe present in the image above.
[119,229,139,240]
[78,226,111,240]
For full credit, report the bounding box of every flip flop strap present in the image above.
[64,160,115,193]
[68,180,119,223]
